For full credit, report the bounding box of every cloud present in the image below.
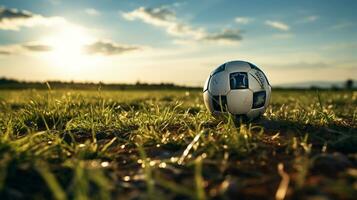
[0,6,65,31]
[122,6,204,39]
[235,17,253,24]
[0,50,12,55]
[0,43,51,55]
[22,44,52,52]
[123,6,244,45]
[203,29,243,43]
[0,40,140,56]
[122,6,175,25]
[85,8,100,16]
[265,20,290,31]
[84,40,140,55]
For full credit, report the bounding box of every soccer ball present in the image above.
[203,60,271,121]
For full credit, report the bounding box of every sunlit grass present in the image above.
[0,89,356,199]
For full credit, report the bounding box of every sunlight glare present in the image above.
[41,24,99,75]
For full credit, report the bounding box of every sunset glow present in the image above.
[39,25,94,73]
[0,0,356,85]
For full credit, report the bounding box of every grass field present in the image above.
[0,89,356,200]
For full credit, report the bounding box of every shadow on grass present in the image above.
[252,118,357,154]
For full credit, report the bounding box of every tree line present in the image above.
[0,77,201,90]
[0,77,354,91]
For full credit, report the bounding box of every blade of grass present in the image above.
[195,157,206,200]
[275,163,289,200]
[178,131,203,165]
[36,162,67,200]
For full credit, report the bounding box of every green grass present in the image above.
[0,89,356,199]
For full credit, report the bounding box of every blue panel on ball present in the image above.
[252,91,266,109]
[230,72,249,89]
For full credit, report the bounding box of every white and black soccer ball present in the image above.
[203,60,271,121]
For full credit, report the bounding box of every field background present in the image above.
[0,89,356,199]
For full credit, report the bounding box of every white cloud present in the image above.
[235,17,253,24]
[85,8,100,16]
[203,29,243,43]
[84,40,140,55]
[265,20,290,31]
[0,7,66,31]
[122,6,205,39]
[22,43,52,52]
[122,6,243,44]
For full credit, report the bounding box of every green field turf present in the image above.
[0,89,356,199]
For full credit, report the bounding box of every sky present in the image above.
[0,0,356,86]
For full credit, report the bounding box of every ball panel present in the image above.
[256,70,269,88]
[252,91,266,109]
[203,75,211,92]
[249,69,270,89]
[225,61,251,73]
[230,72,249,90]
[226,89,253,114]
[203,91,214,113]
[208,71,230,95]
[210,63,226,76]
[248,62,271,86]
[247,71,264,91]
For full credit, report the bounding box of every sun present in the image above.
[41,24,97,74]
